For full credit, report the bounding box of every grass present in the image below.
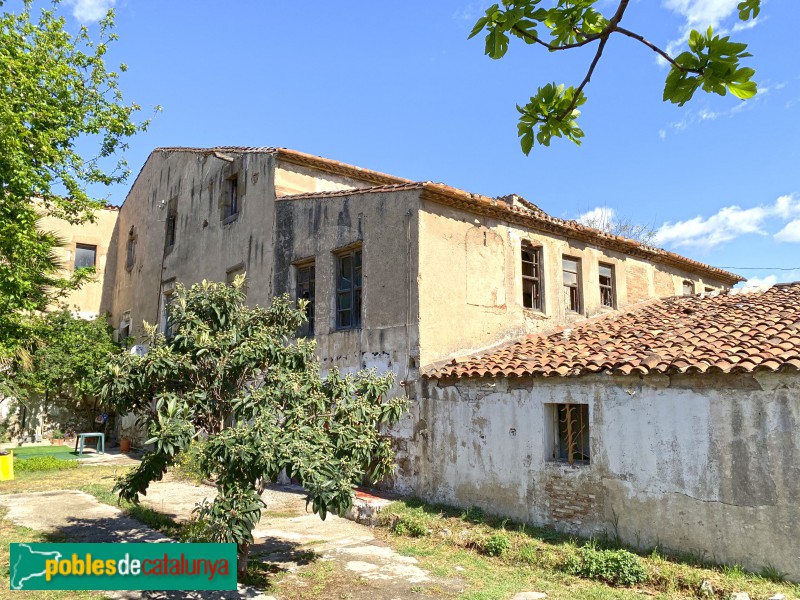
[377,498,800,600]
[11,446,84,461]
[0,507,106,600]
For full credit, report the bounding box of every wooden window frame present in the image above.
[562,256,583,313]
[295,261,316,337]
[548,403,590,466]
[599,262,615,308]
[521,242,543,311]
[335,247,362,331]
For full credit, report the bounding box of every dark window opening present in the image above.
[126,236,136,271]
[162,293,174,339]
[549,403,590,465]
[562,256,582,313]
[599,263,615,308]
[166,213,177,248]
[74,244,97,269]
[336,248,362,330]
[521,242,542,310]
[683,280,694,296]
[296,263,315,336]
[224,177,239,220]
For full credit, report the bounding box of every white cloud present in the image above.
[68,0,115,22]
[577,206,616,229]
[739,270,800,288]
[742,275,778,288]
[661,0,759,61]
[654,194,800,249]
[775,220,800,243]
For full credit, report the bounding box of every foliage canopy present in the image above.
[469,0,761,152]
[103,278,408,574]
[0,0,151,357]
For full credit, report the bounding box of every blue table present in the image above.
[74,433,105,457]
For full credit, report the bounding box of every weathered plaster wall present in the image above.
[39,207,119,318]
[272,189,421,376]
[417,200,728,366]
[413,373,800,579]
[110,151,278,337]
[274,161,379,196]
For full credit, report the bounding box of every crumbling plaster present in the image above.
[416,200,728,367]
[411,372,800,579]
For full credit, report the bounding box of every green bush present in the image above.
[173,440,207,483]
[51,429,64,440]
[565,545,647,586]
[391,516,428,538]
[15,456,79,472]
[484,532,511,557]
[179,517,215,543]
[461,505,485,523]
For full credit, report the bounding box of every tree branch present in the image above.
[511,24,602,51]
[615,26,701,73]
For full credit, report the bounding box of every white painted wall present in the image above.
[410,372,800,580]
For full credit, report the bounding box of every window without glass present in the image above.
[74,244,97,269]
[126,234,136,271]
[296,263,315,336]
[161,292,174,339]
[223,177,239,220]
[521,242,542,310]
[166,213,177,248]
[599,263,615,308]
[547,403,590,465]
[336,248,362,330]
[562,256,582,312]
[682,280,694,296]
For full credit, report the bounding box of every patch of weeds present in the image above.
[240,558,283,589]
[15,455,79,472]
[80,483,183,539]
[483,532,511,557]
[564,544,647,586]
[461,505,485,524]
[722,563,748,579]
[760,563,787,583]
[392,515,428,537]
[516,542,539,565]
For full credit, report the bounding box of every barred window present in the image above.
[547,403,590,465]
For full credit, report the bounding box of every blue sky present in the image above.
[24,0,800,286]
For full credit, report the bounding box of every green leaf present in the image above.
[737,0,760,20]
[728,80,757,99]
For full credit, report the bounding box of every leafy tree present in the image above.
[102,278,408,575]
[469,0,761,151]
[9,309,118,437]
[0,0,153,357]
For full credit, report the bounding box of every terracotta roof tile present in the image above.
[427,283,800,379]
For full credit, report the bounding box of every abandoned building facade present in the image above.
[56,147,799,579]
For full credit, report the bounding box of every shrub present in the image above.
[565,545,647,586]
[51,429,64,440]
[484,533,511,557]
[179,517,215,543]
[15,456,79,472]
[390,516,428,538]
[461,505,485,523]
[173,440,207,483]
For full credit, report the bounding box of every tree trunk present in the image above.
[237,541,250,578]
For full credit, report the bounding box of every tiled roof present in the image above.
[427,283,800,379]
[278,182,425,201]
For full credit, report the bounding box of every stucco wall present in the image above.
[39,207,119,318]
[274,161,378,196]
[417,200,729,366]
[110,150,278,338]
[412,372,800,579]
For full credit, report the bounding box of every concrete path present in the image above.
[0,476,462,599]
[140,476,463,598]
[0,489,275,599]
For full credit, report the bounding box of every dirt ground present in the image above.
[0,471,464,599]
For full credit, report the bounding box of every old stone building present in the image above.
[51,146,800,578]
